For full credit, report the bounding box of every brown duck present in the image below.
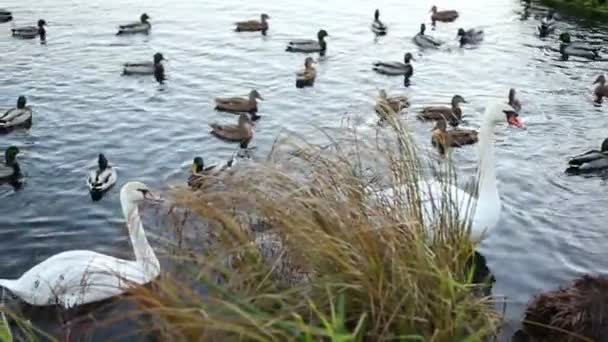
[296,57,317,88]
[508,88,522,112]
[215,89,263,119]
[210,113,254,148]
[430,5,459,24]
[431,119,478,155]
[520,274,608,341]
[235,14,270,35]
[375,89,409,121]
[594,74,608,104]
[418,95,466,126]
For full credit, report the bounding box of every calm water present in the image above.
[1,0,608,339]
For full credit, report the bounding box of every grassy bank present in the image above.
[540,0,608,18]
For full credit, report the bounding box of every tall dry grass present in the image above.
[125,113,500,341]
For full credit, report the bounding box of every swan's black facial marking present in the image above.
[504,110,519,120]
[137,189,150,197]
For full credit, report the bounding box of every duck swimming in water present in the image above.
[87,154,117,197]
[210,113,255,148]
[123,53,166,84]
[0,146,20,181]
[235,13,270,35]
[508,88,522,112]
[188,155,237,189]
[0,96,32,133]
[430,5,459,24]
[296,57,317,88]
[413,23,441,48]
[594,75,608,104]
[215,89,263,119]
[375,89,409,121]
[566,138,608,175]
[457,28,484,46]
[286,30,329,55]
[559,32,601,60]
[373,52,415,79]
[418,95,467,126]
[117,13,151,35]
[0,9,12,23]
[12,19,46,42]
[371,9,387,36]
[538,10,556,38]
[431,119,478,155]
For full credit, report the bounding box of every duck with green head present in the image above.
[117,13,151,35]
[188,155,237,188]
[457,27,484,47]
[286,29,329,56]
[418,95,467,126]
[0,96,33,132]
[11,19,46,42]
[559,32,601,60]
[508,88,522,112]
[87,153,118,195]
[413,23,442,48]
[123,53,166,84]
[0,146,20,180]
[371,9,387,36]
[0,9,12,23]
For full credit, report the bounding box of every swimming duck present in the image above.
[286,30,329,55]
[12,19,46,42]
[0,9,12,23]
[116,13,151,35]
[565,138,608,175]
[375,89,409,121]
[215,89,263,119]
[413,23,441,48]
[559,32,601,60]
[123,53,166,84]
[522,275,608,341]
[431,119,478,155]
[87,153,117,195]
[457,28,484,46]
[0,96,33,133]
[188,155,237,188]
[418,95,467,126]
[371,9,387,36]
[235,13,270,35]
[538,10,556,37]
[594,75,608,104]
[508,88,522,112]
[430,5,459,24]
[0,146,20,181]
[296,57,316,88]
[210,113,255,148]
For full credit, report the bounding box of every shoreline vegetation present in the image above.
[539,0,608,18]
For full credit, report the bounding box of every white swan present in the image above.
[0,182,161,308]
[376,100,524,242]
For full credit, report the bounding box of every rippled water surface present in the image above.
[1,0,608,339]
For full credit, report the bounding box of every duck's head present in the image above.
[317,29,329,40]
[420,23,426,35]
[484,101,525,128]
[304,57,315,68]
[192,157,204,173]
[121,181,162,204]
[249,89,263,101]
[430,5,438,14]
[594,75,606,85]
[457,28,465,37]
[5,146,19,164]
[37,19,46,27]
[153,52,165,64]
[508,88,517,101]
[374,9,380,20]
[141,13,150,23]
[403,52,414,63]
[260,13,270,21]
[432,119,448,132]
[98,153,109,170]
[16,96,27,109]
[601,138,608,152]
[546,9,555,19]
[559,32,571,43]
[451,95,467,105]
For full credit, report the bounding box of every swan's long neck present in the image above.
[120,194,160,279]
[477,117,499,205]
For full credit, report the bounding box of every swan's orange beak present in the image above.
[508,116,525,128]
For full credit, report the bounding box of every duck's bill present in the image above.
[144,190,163,202]
[507,116,525,128]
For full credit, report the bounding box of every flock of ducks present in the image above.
[1,4,608,340]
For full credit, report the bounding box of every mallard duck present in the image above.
[508,88,522,112]
[188,155,237,188]
[123,53,166,84]
[286,30,329,55]
[372,52,415,79]
[538,10,556,37]
[116,13,151,35]
[215,89,263,119]
[0,96,32,133]
[418,95,467,126]
[87,153,117,195]
[296,57,316,88]
[12,19,46,42]
[371,9,387,36]
[594,75,608,104]
[413,23,441,48]
[0,146,20,181]
[375,89,409,120]
[457,28,484,46]
[522,275,608,341]
[565,138,608,175]
[235,13,270,35]
[0,9,12,23]
[430,5,459,24]
[431,119,478,155]
[559,32,601,60]
[210,113,254,148]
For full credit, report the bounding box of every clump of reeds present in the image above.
[127,112,500,340]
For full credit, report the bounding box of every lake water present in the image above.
[1,0,607,339]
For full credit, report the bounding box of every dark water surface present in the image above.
[1,0,608,339]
